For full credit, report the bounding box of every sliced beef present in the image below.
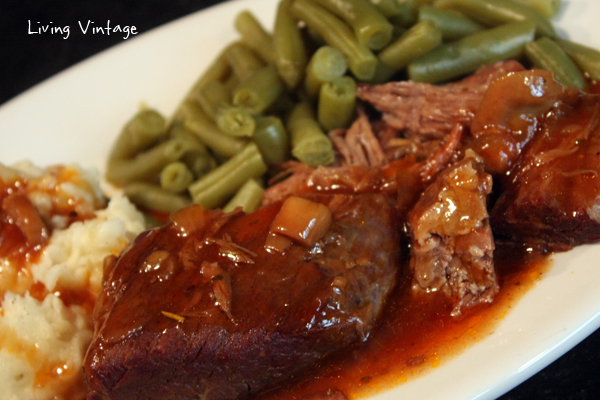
[357,60,524,139]
[328,109,388,167]
[491,89,600,251]
[84,193,400,400]
[407,154,497,316]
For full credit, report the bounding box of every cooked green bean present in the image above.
[378,20,442,78]
[235,10,275,64]
[318,76,357,132]
[225,42,265,81]
[216,106,256,137]
[171,50,232,124]
[160,162,194,193]
[222,178,265,213]
[513,0,561,18]
[291,0,378,81]
[525,37,586,90]
[287,101,335,167]
[232,65,285,114]
[106,138,187,185]
[304,46,349,100]
[108,109,166,161]
[311,0,394,50]
[168,122,216,178]
[195,81,232,121]
[253,116,290,165]
[273,0,308,89]
[124,182,192,214]
[181,100,248,157]
[556,38,600,81]
[408,21,536,83]
[437,0,555,38]
[370,0,404,18]
[418,5,484,41]
[189,143,268,209]
[389,0,419,28]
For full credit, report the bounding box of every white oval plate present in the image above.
[1,1,599,399]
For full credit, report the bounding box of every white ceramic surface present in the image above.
[1,1,599,399]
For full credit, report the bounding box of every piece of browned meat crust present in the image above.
[357,60,524,139]
[407,153,497,316]
[491,89,600,251]
[84,193,399,400]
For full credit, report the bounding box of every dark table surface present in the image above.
[2,0,600,399]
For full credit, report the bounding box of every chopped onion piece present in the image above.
[269,196,332,247]
[264,232,293,253]
[170,204,209,236]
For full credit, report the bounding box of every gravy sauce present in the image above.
[255,243,550,400]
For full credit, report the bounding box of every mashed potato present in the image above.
[0,162,145,400]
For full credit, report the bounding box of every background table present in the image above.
[1,0,599,398]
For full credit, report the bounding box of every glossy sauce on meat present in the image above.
[85,193,400,400]
[251,244,550,400]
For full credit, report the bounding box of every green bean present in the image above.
[195,81,232,121]
[389,0,419,28]
[525,37,586,90]
[273,0,308,89]
[378,20,442,75]
[370,0,404,18]
[311,0,394,50]
[216,106,256,137]
[253,116,290,165]
[234,10,275,64]
[222,179,265,213]
[304,46,349,100]
[171,50,232,123]
[168,122,216,178]
[408,21,536,83]
[318,76,357,132]
[418,5,484,41]
[513,0,561,18]
[232,65,285,114]
[180,100,248,158]
[189,143,268,209]
[556,39,600,81]
[106,138,187,185]
[287,101,335,167]
[437,0,555,38]
[160,162,194,193]
[225,42,265,81]
[124,182,192,214]
[108,109,166,161]
[291,0,378,81]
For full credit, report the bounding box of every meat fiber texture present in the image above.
[492,89,600,251]
[84,193,400,400]
[357,61,524,140]
[408,154,497,316]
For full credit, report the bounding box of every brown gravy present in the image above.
[254,243,550,400]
